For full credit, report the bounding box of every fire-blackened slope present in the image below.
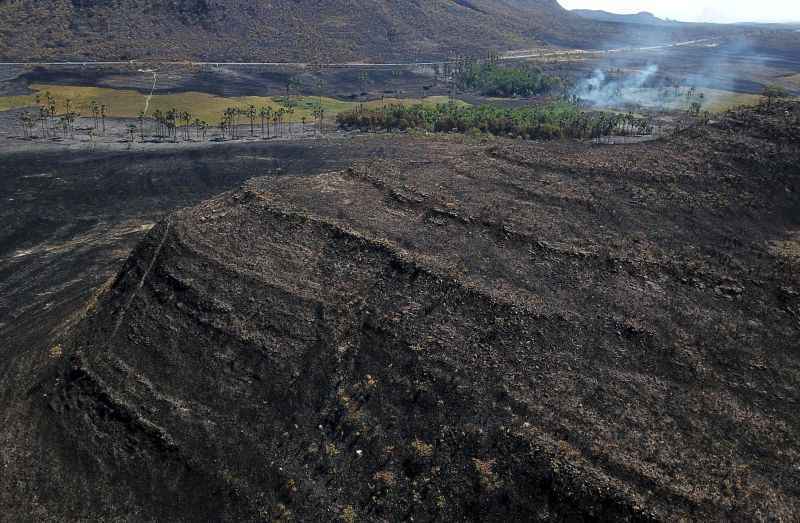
[41,103,800,520]
[0,0,728,62]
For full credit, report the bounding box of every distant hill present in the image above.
[572,9,677,26]
[0,0,731,62]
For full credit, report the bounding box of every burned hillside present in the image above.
[10,102,800,521]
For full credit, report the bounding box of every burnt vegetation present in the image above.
[2,101,797,521]
[0,0,740,62]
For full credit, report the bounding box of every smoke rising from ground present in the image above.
[572,64,660,107]
[569,35,791,111]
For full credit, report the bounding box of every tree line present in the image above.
[17,92,93,140]
[336,101,654,141]
[18,95,329,144]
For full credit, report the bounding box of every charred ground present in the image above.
[0,0,739,62]
[2,102,798,521]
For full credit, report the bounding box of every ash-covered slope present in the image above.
[24,103,800,520]
[0,0,722,61]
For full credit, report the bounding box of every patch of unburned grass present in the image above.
[0,84,465,125]
[699,89,764,112]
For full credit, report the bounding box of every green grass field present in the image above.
[0,84,462,125]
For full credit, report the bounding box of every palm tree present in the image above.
[182,111,192,140]
[46,93,56,136]
[153,109,164,138]
[63,99,72,137]
[272,111,280,138]
[38,106,48,139]
[247,105,257,136]
[312,104,325,135]
[18,111,33,138]
[166,108,177,142]
[138,111,146,141]
[259,106,268,137]
[265,107,273,138]
[100,104,108,134]
[89,100,99,131]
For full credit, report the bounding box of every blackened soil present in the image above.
[15,64,449,101]
[3,104,797,521]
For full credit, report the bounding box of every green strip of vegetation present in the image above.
[337,101,653,140]
[455,63,564,98]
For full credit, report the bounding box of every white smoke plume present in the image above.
[572,64,661,107]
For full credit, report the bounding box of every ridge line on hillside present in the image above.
[0,37,723,68]
[110,217,172,341]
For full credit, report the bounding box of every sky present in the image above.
[557,0,800,24]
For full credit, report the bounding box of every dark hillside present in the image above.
[7,102,798,520]
[0,0,731,61]
[572,9,676,26]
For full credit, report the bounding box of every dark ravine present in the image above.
[7,103,798,520]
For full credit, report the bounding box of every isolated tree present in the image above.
[63,99,72,137]
[138,111,146,141]
[259,106,268,137]
[247,105,257,136]
[46,93,56,136]
[273,110,281,138]
[38,106,49,138]
[34,94,49,138]
[100,104,108,134]
[316,79,326,107]
[89,100,100,131]
[166,109,177,142]
[18,111,34,138]
[312,104,325,135]
[181,111,192,140]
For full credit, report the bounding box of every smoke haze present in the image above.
[558,1,800,24]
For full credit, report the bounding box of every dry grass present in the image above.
[341,505,357,523]
[411,438,434,459]
[48,344,63,359]
[768,232,800,261]
[373,470,396,486]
